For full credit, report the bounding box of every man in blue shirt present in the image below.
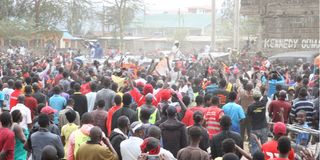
[0,83,5,109]
[222,92,245,133]
[49,86,66,125]
[267,71,285,97]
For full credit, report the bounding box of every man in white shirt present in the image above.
[2,79,14,110]
[10,95,32,130]
[86,83,97,112]
[120,122,145,160]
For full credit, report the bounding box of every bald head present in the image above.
[279,90,287,100]
[41,145,58,160]
[145,93,153,104]
[90,126,102,142]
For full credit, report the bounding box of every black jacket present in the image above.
[70,93,88,117]
[111,106,137,130]
[110,130,127,160]
[210,130,243,159]
[159,118,188,157]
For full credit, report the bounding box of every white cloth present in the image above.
[10,103,32,129]
[86,92,97,112]
[120,136,143,160]
[159,148,176,160]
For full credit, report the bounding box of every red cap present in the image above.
[161,89,171,101]
[136,81,145,87]
[41,106,57,115]
[143,84,154,95]
[273,122,287,135]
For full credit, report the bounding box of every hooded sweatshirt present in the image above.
[159,119,188,157]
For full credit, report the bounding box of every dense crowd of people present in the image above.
[0,49,319,160]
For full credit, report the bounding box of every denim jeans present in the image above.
[250,127,268,155]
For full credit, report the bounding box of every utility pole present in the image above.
[211,0,216,51]
[234,0,240,50]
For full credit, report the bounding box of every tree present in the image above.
[103,0,144,50]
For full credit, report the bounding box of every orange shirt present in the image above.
[106,105,121,137]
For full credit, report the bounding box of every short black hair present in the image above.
[220,115,232,130]
[204,94,212,102]
[25,85,33,94]
[81,112,94,125]
[73,83,81,92]
[211,96,220,105]
[277,136,291,154]
[103,78,111,88]
[14,80,22,89]
[219,79,227,88]
[222,138,236,154]
[188,126,202,140]
[117,116,130,129]
[253,151,265,160]
[0,111,12,127]
[114,95,122,105]
[38,113,50,128]
[166,106,177,117]
[67,98,75,106]
[223,153,239,160]
[299,87,308,97]
[228,91,237,101]
[211,76,218,84]
[193,111,203,124]
[97,100,105,108]
[182,96,191,106]
[11,110,22,123]
[89,82,97,91]
[52,86,61,94]
[65,110,76,123]
[62,71,69,78]
[195,95,204,105]
[122,93,132,106]
[140,107,151,121]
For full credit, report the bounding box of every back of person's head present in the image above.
[114,95,122,106]
[220,115,232,130]
[103,78,111,88]
[222,138,236,154]
[193,111,203,124]
[299,87,308,98]
[166,106,177,118]
[58,67,64,73]
[204,94,212,103]
[25,77,32,85]
[89,126,102,142]
[122,93,132,106]
[195,95,204,106]
[97,100,105,109]
[73,83,81,92]
[38,113,50,128]
[252,151,265,160]
[211,96,220,105]
[277,136,291,155]
[111,82,119,92]
[140,137,161,155]
[302,78,309,86]
[296,75,303,83]
[65,110,76,123]
[279,90,287,100]
[188,126,202,141]
[25,85,33,94]
[85,76,91,82]
[14,80,22,89]
[41,145,58,160]
[182,96,191,106]
[219,79,227,88]
[140,107,151,122]
[67,98,75,106]
[145,93,153,104]
[0,111,12,127]
[80,112,94,125]
[17,95,25,103]
[147,125,161,140]
[11,110,22,123]
[52,86,61,94]
[37,103,46,114]
[223,153,239,160]
[7,79,14,88]
[89,82,97,92]
[117,116,130,129]
[62,71,69,78]
[245,83,254,91]
[228,91,237,101]
[211,76,218,84]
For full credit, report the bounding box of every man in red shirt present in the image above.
[24,85,38,120]
[269,90,292,123]
[106,95,122,137]
[53,67,64,86]
[0,112,15,160]
[9,80,23,110]
[80,77,91,95]
[189,95,207,114]
[261,122,295,160]
[204,96,224,139]
[270,136,292,160]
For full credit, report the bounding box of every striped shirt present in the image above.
[290,98,314,126]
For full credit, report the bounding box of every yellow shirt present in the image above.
[61,123,79,158]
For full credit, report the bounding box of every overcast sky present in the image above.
[145,0,224,13]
